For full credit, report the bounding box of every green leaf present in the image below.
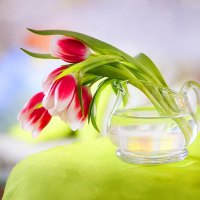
[90,112,100,132]
[20,48,58,59]
[134,53,167,86]
[86,64,129,80]
[121,81,129,106]
[88,78,115,132]
[55,55,122,80]
[111,81,118,95]
[88,96,99,132]
[77,73,84,115]
[82,75,102,86]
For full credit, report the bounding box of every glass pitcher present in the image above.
[107,81,200,164]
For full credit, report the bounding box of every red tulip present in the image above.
[42,68,92,130]
[51,36,91,63]
[17,92,52,137]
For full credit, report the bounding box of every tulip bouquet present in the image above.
[18,29,199,143]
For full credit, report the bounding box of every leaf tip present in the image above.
[27,28,39,34]
[27,28,34,32]
[20,48,27,54]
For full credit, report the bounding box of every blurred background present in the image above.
[0,0,200,197]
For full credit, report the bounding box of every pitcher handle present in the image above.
[181,81,200,131]
[106,82,126,134]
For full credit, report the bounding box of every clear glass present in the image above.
[107,81,200,164]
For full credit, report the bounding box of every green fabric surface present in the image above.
[3,134,200,200]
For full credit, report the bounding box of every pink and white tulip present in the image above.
[42,73,77,115]
[17,92,52,137]
[51,36,91,63]
[42,68,92,130]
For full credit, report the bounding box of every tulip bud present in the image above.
[51,36,91,63]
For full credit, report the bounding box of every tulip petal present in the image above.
[54,75,76,111]
[78,86,92,120]
[64,86,92,131]
[42,81,60,110]
[38,110,52,131]
[20,92,44,113]
[23,108,51,136]
[69,120,85,131]
[58,110,68,123]
[43,66,68,93]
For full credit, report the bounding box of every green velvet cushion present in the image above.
[3,135,200,200]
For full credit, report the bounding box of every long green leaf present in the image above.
[20,48,58,59]
[111,81,118,96]
[121,81,129,106]
[88,96,99,132]
[88,78,115,131]
[55,55,122,80]
[86,64,128,80]
[77,73,84,115]
[134,53,167,86]
[82,75,102,86]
